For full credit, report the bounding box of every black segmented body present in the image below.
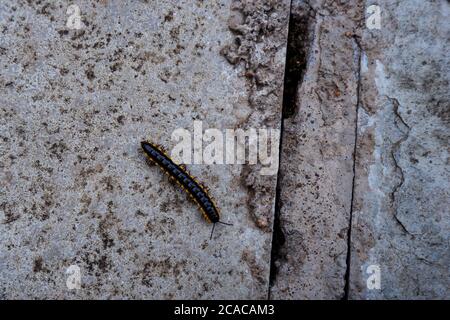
[141,141,220,223]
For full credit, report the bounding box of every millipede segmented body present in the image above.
[141,141,231,238]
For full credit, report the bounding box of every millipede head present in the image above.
[141,141,156,155]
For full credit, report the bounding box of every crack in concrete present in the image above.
[281,1,314,119]
[267,0,294,299]
[268,0,314,299]
[387,95,412,236]
[220,0,293,241]
[343,35,363,300]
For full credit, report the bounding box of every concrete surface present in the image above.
[0,0,289,299]
[349,0,450,299]
[0,0,448,300]
[269,0,362,299]
[269,0,449,299]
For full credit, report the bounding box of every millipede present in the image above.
[140,141,232,239]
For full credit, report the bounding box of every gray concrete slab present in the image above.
[349,0,450,299]
[1,0,448,300]
[269,0,362,299]
[270,0,449,300]
[0,0,289,299]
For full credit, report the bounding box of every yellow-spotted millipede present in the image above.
[141,141,232,239]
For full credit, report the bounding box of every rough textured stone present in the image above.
[269,0,363,299]
[221,0,289,232]
[1,0,448,301]
[270,0,449,300]
[349,0,450,299]
[0,0,289,299]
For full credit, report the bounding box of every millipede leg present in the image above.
[210,223,216,240]
[218,221,233,226]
